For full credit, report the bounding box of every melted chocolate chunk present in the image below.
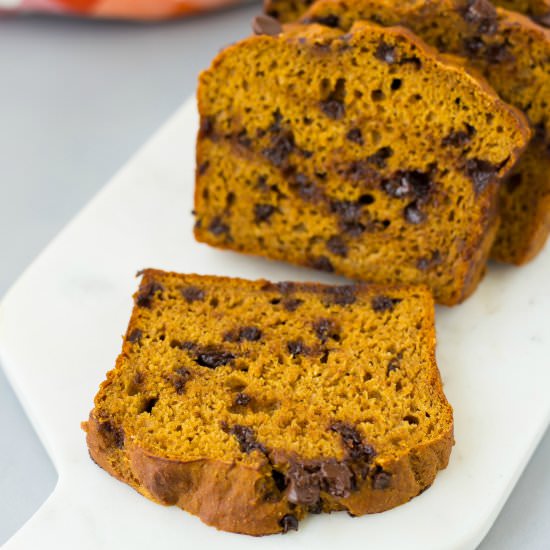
[320,460,354,497]
[417,250,443,271]
[372,467,392,490]
[326,235,348,257]
[313,318,339,343]
[367,146,394,168]
[382,170,432,201]
[330,199,366,236]
[272,469,288,492]
[371,295,402,312]
[172,367,191,395]
[311,14,340,28]
[226,424,267,454]
[181,286,205,303]
[330,421,376,463]
[199,116,215,139]
[127,329,142,343]
[287,340,309,357]
[346,128,364,145]
[404,202,427,225]
[135,280,164,308]
[291,173,322,202]
[208,216,230,236]
[224,326,262,343]
[252,14,282,36]
[262,132,295,167]
[234,392,252,406]
[375,41,397,64]
[279,514,299,534]
[485,42,513,64]
[465,158,499,194]
[254,203,276,224]
[387,358,400,375]
[195,347,235,368]
[99,421,125,449]
[442,124,476,147]
[325,285,356,306]
[283,298,304,312]
[310,256,334,272]
[461,0,498,35]
[463,36,485,56]
[320,99,345,120]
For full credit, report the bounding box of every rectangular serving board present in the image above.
[1,97,549,550]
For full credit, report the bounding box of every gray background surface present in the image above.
[0,5,548,548]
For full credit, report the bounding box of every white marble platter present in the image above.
[0,97,549,549]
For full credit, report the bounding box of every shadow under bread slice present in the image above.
[194,20,529,304]
[83,270,453,535]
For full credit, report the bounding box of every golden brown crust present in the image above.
[84,270,454,535]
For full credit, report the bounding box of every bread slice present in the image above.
[84,270,454,536]
[299,1,550,265]
[266,0,550,26]
[194,21,529,305]
[496,0,550,24]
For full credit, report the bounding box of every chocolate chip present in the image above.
[262,132,295,167]
[225,424,267,454]
[234,392,252,406]
[291,173,322,202]
[463,36,485,56]
[135,280,164,308]
[128,329,142,343]
[279,514,299,534]
[387,358,400,375]
[465,158,499,194]
[320,460,354,497]
[199,116,215,139]
[224,326,263,343]
[254,203,276,224]
[310,256,334,272]
[208,216,230,236]
[382,170,432,200]
[346,128,364,144]
[287,340,308,357]
[320,99,345,120]
[344,159,379,183]
[417,250,443,271]
[367,146,394,168]
[252,14,282,36]
[171,340,196,351]
[286,462,321,506]
[283,298,303,312]
[326,235,348,257]
[442,124,476,147]
[372,468,392,490]
[311,14,340,28]
[172,367,191,395]
[375,41,397,64]
[505,172,522,193]
[313,318,338,343]
[330,421,376,463]
[485,42,513,63]
[461,0,498,35]
[99,421,125,449]
[198,161,210,175]
[195,347,235,368]
[325,285,356,306]
[372,295,401,312]
[404,202,426,224]
[272,469,287,492]
[181,286,205,303]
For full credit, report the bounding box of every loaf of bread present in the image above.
[297,0,550,264]
[194,20,529,304]
[496,0,550,24]
[83,270,454,535]
[266,0,550,26]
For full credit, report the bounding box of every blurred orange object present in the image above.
[2,0,251,20]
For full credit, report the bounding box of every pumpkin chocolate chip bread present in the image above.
[83,270,453,535]
[266,0,550,26]
[194,21,529,305]
[299,0,550,264]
